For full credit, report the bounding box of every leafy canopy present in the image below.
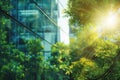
[67,0,120,25]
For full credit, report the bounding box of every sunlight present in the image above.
[96,11,119,37]
[97,11,118,32]
[105,12,117,27]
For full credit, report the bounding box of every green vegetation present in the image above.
[67,0,120,25]
[1,0,120,80]
[67,0,120,80]
[69,26,120,80]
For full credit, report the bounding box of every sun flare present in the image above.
[96,11,119,36]
[105,12,117,27]
[97,11,118,31]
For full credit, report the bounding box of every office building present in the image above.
[10,0,62,58]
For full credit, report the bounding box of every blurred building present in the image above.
[10,0,62,58]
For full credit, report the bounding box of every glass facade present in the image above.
[10,0,60,57]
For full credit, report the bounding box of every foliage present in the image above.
[1,0,120,80]
[0,16,25,80]
[67,0,120,79]
[67,0,120,25]
[0,1,25,79]
[24,39,44,80]
[0,0,12,11]
[47,42,71,80]
[0,1,45,79]
[70,25,98,61]
[0,29,45,80]
[71,57,99,80]
[69,24,119,80]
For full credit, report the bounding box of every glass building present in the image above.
[0,0,69,79]
[10,0,60,58]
